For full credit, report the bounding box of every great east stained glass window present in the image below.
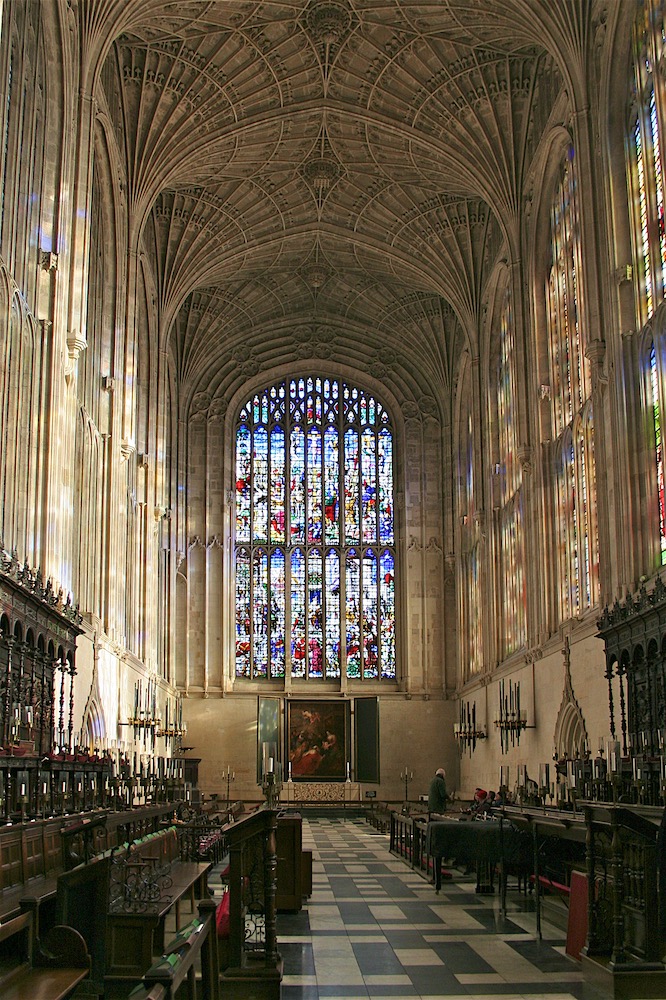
[235,377,396,681]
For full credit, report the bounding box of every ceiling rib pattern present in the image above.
[98,0,571,404]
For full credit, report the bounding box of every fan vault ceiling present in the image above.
[91,0,590,408]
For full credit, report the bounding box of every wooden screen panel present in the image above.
[354,697,379,783]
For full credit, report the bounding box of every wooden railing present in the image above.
[390,810,429,875]
[140,898,220,1000]
[219,806,282,999]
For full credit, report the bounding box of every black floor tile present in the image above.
[352,940,404,975]
[430,940,496,974]
[277,910,312,935]
[508,938,579,972]
[406,965,463,995]
[281,986,320,1000]
[337,901,377,924]
[279,941,316,976]
[382,928,429,948]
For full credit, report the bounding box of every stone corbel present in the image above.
[586,338,608,386]
[67,328,87,362]
[40,250,58,272]
[614,264,633,285]
[64,329,87,381]
[517,445,533,476]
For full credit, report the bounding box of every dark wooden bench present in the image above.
[0,803,183,949]
[56,824,211,985]
[0,910,90,1000]
[128,898,220,1000]
[366,801,391,833]
[0,815,67,940]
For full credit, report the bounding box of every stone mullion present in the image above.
[175,416,188,692]
[154,347,170,680]
[604,317,641,597]
[470,351,491,675]
[506,254,540,648]
[207,413,224,693]
[571,104,613,609]
[403,412,423,696]
[422,414,444,695]
[187,415,207,692]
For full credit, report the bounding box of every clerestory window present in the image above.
[234,376,396,682]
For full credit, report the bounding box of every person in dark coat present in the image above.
[428,767,450,816]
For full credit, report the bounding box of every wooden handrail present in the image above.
[224,806,278,971]
[142,898,219,1000]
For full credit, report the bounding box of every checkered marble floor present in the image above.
[276,816,606,1000]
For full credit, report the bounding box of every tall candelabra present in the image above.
[454,699,487,756]
[262,759,281,810]
[495,678,527,753]
[400,765,413,803]
[224,764,236,814]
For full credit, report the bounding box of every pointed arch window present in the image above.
[458,376,483,679]
[494,288,526,655]
[630,2,666,567]
[234,377,396,681]
[546,147,598,620]
[629,0,666,326]
[647,338,666,564]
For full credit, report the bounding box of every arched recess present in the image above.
[83,699,105,749]
[553,637,588,757]
[554,701,587,759]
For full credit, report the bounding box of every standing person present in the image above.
[428,767,451,893]
[428,767,450,817]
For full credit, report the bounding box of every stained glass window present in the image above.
[650,342,666,563]
[631,2,666,567]
[495,288,526,655]
[546,147,598,621]
[234,377,395,680]
[630,1,666,326]
[458,374,483,679]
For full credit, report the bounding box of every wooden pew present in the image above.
[219,807,282,1000]
[0,910,90,999]
[129,899,219,1000]
[0,803,181,944]
[55,823,211,988]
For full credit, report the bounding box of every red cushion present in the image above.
[215,892,230,939]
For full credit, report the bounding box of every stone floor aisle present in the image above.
[276,815,606,1000]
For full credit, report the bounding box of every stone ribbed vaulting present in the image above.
[0,0,642,799]
[111,0,554,398]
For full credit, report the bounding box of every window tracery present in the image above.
[494,288,526,656]
[457,375,483,679]
[630,1,666,567]
[234,377,396,682]
[629,0,666,327]
[545,147,598,620]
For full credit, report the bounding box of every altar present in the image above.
[281,781,361,805]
